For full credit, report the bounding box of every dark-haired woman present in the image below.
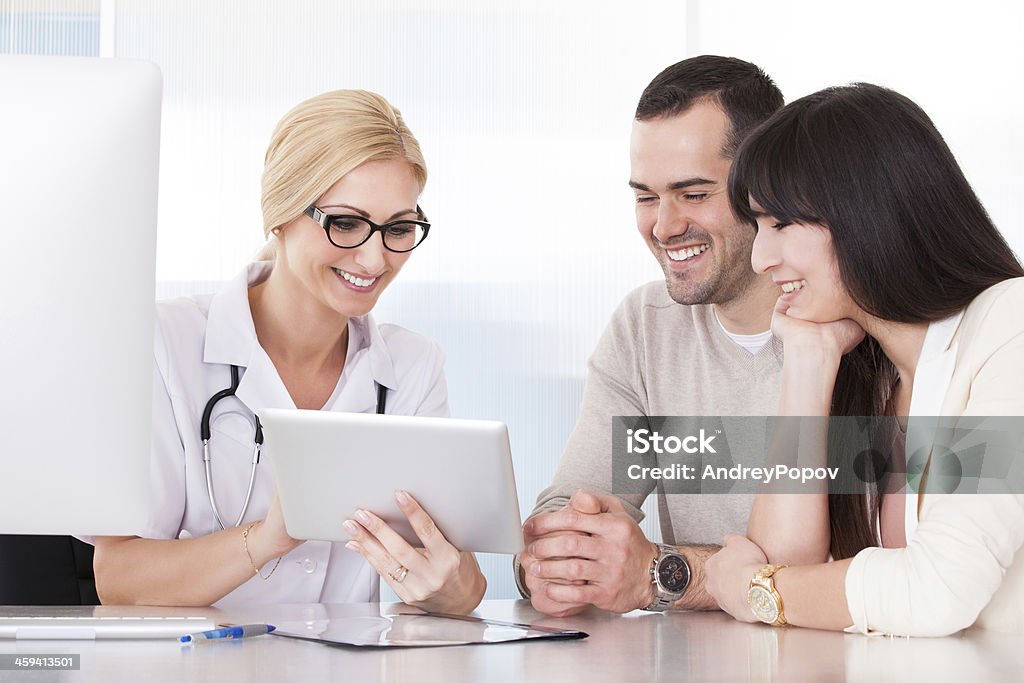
[705,82,1024,636]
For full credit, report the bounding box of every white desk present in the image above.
[1,600,1021,681]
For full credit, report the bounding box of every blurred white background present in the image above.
[4,0,1022,599]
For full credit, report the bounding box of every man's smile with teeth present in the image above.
[333,267,378,288]
[666,243,709,261]
[779,279,807,293]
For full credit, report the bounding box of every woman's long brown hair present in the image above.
[729,83,1024,559]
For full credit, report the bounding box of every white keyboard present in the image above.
[0,607,216,639]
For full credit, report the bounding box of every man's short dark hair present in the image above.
[635,55,783,158]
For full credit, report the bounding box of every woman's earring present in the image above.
[271,227,282,237]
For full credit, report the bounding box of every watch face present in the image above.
[748,585,780,623]
[657,554,690,593]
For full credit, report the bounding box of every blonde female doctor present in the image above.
[92,90,486,613]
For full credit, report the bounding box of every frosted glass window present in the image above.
[0,0,99,56]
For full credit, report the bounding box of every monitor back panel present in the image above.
[0,55,161,535]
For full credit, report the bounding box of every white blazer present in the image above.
[845,278,1024,636]
[145,262,449,608]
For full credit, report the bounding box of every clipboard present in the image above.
[270,612,588,648]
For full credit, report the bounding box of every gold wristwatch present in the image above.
[747,564,788,626]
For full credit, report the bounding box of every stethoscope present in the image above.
[200,364,388,530]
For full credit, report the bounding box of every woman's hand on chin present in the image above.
[343,490,486,614]
[771,297,865,361]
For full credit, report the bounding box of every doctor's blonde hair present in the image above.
[258,89,427,259]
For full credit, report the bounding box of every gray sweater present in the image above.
[531,281,783,546]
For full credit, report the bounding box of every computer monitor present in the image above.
[0,55,162,535]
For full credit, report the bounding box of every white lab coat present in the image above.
[145,261,449,608]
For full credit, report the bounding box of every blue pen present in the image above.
[179,624,276,643]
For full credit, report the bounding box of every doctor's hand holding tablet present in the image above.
[92,90,490,614]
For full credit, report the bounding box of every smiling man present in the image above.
[517,56,785,616]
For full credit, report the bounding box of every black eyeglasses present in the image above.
[304,205,431,253]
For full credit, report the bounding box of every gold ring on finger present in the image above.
[388,565,409,583]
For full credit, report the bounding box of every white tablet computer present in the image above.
[259,409,524,555]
